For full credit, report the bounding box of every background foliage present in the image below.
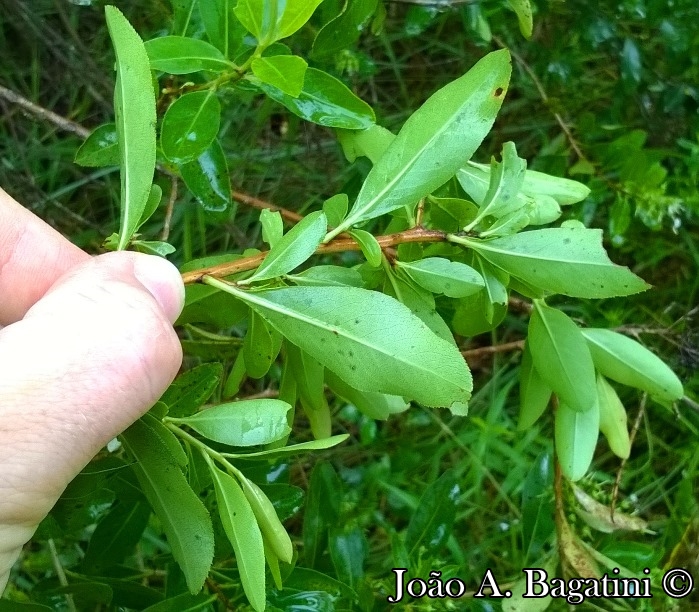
[1,0,698,610]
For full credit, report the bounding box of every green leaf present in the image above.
[278,0,325,39]
[326,370,409,420]
[161,90,221,164]
[506,0,533,38]
[240,477,293,563]
[286,343,331,439]
[180,138,232,215]
[581,328,684,402]
[329,526,368,590]
[258,67,375,129]
[243,311,280,378]
[521,451,555,564]
[136,183,163,230]
[142,411,188,469]
[173,399,292,446]
[210,283,472,409]
[207,462,266,612]
[385,270,455,344]
[463,227,650,298]
[397,257,484,298]
[142,593,215,612]
[105,6,157,251]
[303,462,342,568]
[337,124,396,164]
[330,49,511,237]
[82,499,151,573]
[466,141,527,230]
[75,123,119,167]
[428,196,478,232]
[223,434,349,460]
[520,167,590,206]
[145,36,231,74]
[518,341,552,430]
[251,55,308,97]
[120,418,214,593]
[260,209,284,247]
[596,375,631,459]
[244,211,326,283]
[161,363,223,418]
[199,0,247,58]
[452,290,507,336]
[312,0,378,57]
[406,469,459,558]
[322,193,348,228]
[555,401,600,482]
[234,0,323,43]
[132,239,176,257]
[529,303,597,413]
[475,255,508,323]
[289,265,364,287]
[349,229,382,267]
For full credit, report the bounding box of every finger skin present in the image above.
[0,252,183,591]
[0,188,88,325]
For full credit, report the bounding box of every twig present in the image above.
[181,227,448,284]
[232,190,303,223]
[161,176,178,242]
[493,36,587,162]
[461,339,525,359]
[0,84,90,139]
[610,393,647,520]
[48,538,78,612]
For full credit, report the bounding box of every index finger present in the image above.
[0,188,89,325]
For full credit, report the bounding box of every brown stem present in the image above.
[232,191,304,224]
[181,227,448,284]
[461,339,525,359]
[610,393,646,520]
[0,84,90,139]
[160,176,178,242]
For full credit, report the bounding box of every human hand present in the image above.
[0,188,184,593]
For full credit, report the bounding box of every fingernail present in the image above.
[133,255,185,324]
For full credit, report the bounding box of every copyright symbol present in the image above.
[662,568,694,598]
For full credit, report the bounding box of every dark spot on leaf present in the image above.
[354,319,360,324]
[350,365,357,371]
[563,238,571,244]
[494,87,504,97]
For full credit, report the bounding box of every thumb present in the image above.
[0,252,184,543]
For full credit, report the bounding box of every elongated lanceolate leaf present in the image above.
[145,36,231,74]
[581,328,684,402]
[208,282,472,408]
[397,257,484,298]
[528,303,597,413]
[555,401,600,482]
[120,418,214,593]
[467,141,526,229]
[518,341,552,430]
[174,399,292,446]
[105,6,157,251]
[596,375,630,459]
[507,0,533,38]
[330,49,511,237]
[258,67,375,129]
[208,463,266,611]
[463,227,650,298]
[244,211,327,283]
